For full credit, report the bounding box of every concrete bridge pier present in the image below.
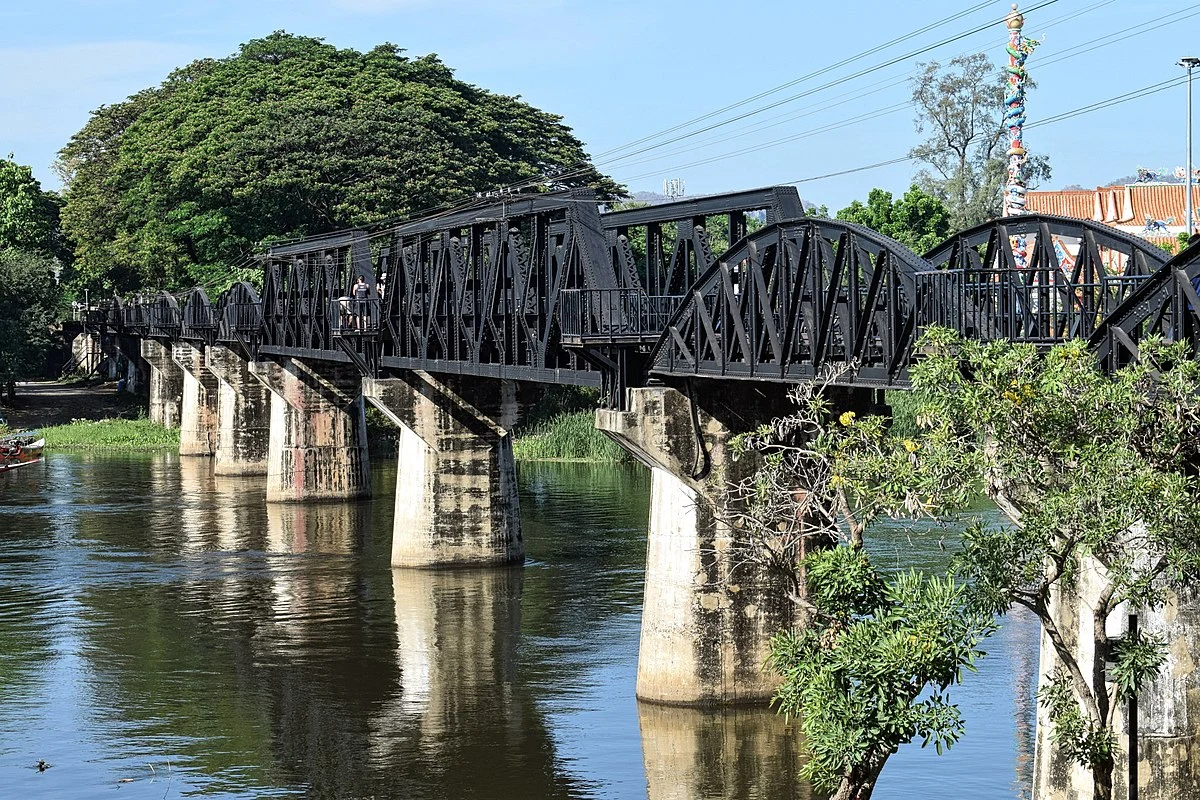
[363,372,526,568]
[205,346,272,476]
[171,343,219,457]
[250,357,371,503]
[140,340,183,429]
[596,384,800,706]
[1034,557,1200,800]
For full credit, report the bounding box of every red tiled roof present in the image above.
[1026,184,1200,226]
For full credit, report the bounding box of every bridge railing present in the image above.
[329,298,381,337]
[559,288,685,346]
[916,268,1154,344]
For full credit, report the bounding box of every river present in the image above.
[0,453,1037,799]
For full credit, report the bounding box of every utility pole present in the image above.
[1181,57,1199,237]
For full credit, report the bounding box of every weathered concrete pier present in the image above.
[205,345,272,475]
[250,357,370,503]
[364,373,525,568]
[597,385,797,705]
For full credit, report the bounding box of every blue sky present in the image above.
[2,0,1196,212]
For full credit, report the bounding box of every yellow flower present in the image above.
[903,439,920,453]
[839,411,856,426]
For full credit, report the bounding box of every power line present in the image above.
[592,0,997,160]
[599,3,1183,190]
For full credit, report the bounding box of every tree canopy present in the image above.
[824,330,1200,800]
[909,54,1050,230]
[0,157,64,395]
[58,32,622,294]
[0,249,61,394]
[0,156,64,258]
[835,185,951,254]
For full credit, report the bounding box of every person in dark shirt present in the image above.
[352,275,370,330]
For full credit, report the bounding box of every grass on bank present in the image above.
[512,411,629,462]
[41,418,181,450]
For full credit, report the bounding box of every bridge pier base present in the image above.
[140,340,183,429]
[363,373,525,568]
[597,384,798,706]
[251,357,371,503]
[205,346,271,476]
[172,343,219,457]
[1034,557,1200,800]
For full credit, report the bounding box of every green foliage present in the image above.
[0,156,64,258]
[832,328,1200,798]
[59,32,622,295]
[734,382,996,799]
[1037,671,1114,769]
[512,411,628,462]
[0,248,62,385]
[909,54,1050,230]
[42,418,180,450]
[835,185,951,254]
[769,547,994,795]
[1109,627,1167,704]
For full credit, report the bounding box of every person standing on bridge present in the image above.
[353,275,370,331]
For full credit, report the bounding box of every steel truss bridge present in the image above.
[103,186,1200,406]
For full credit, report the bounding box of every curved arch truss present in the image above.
[916,214,1168,345]
[650,219,927,386]
[1091,241,1200,371]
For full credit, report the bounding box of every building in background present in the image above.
[1026,183,1200,246]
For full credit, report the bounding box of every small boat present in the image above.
[0,432,45,472]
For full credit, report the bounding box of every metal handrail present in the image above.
[560,288,684,345]
[916,268,1154,344]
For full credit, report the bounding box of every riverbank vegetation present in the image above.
[0,158,66,400]
[733,375,992,800]
[512,387,628,463]
[512,412,627,462]
[42,418,180,450]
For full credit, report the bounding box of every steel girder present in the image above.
[1091,240,1200,371]
[372,189,613,382]
[648,218,928,387]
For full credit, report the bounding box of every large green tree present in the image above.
[58,32,622,294]
[730,381,992,800]
[835,185,951,254]
[0,157,64,398]
[909,54,1050,231]
[0,156,64,258]
[0,249,61,399]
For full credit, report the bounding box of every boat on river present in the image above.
[0,432,44,472]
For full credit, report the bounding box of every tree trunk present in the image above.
[1093,755,1114,800]
[831,751,890,800]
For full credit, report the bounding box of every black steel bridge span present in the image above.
[101,186,1200,406]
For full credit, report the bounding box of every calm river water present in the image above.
[0,453,1037,799]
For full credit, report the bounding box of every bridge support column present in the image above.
[171,343,219,457]
[140,340,183,429]
[1033,557,1200,800]
[250,357,370,503]
[363,373,525,568]
[596,384,799,706]
[205,346,271,476]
